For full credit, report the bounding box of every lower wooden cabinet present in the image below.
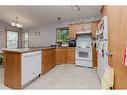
[42,47,75,74]
[67,47,75,64]
[55,48,67,64]
[92,21,99,38]
[92,47,97,67]
[42,49,56,74]
[55,47,75,64]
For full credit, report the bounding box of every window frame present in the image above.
[6,30,19,49]
[56,27,69,44]
[24,32,29,48]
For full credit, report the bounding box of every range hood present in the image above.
[76,30,92,34]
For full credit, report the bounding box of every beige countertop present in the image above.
[2,46,73,53]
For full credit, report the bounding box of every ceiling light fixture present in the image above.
[74,5,80,13]
[11,17,23,28]
[57,17,62,23]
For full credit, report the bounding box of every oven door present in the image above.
[76,48,92,61]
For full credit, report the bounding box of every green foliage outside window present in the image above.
[0,54,4,65]
[57,27,69,44]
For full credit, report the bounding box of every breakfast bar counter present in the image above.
[4,48,42,89]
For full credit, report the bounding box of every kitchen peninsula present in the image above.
[3,48,42,89]
[3,47,75,89]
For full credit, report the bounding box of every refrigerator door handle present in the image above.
[106,51,113,56]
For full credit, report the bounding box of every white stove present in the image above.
[75,42,93,67]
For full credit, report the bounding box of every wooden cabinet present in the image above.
[69,24,77,39]
[76,23,84,32]
[4,50,42,89]
[84,22,92,31]
[67,47,75,64]
[55,48,67,64]
[55,47,75,64]
[42,49,55,74]
[69,22,93,39]
[92,21,99,38]
[92,47,97,67]
[100,6,107,17]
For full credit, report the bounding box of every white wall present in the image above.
[27,18,99,47]
[27,19,81,47]
[0,20,21,49]
[28,24,56,47]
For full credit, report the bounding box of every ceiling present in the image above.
[0,6,100,29]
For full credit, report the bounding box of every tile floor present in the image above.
[0,64,101,89]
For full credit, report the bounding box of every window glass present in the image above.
[56,27,69,43]
[24,32,29,48]
[7,31,18,49]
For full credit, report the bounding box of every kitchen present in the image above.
[0,6,127,90]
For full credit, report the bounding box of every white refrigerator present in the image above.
[96,16,108,80]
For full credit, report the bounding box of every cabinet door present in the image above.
[92,21,98,38]
[76,23,84,32]
[55,48,64,64]
[69,24,76,39]
[63,48,67,63]
[67,48,75,64]
[92,47,97,67]
[42,49,55,74]
[84,22,92,31]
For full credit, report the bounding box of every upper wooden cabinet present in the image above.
[69,24,77,39]
[69,22,93,39]
[84,22,92,31]
[76,23,84,32]
[92,21,99,38]
[100,6,107,17]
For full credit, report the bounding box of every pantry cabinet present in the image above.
[42,49,56,74]
[100,6,107,17]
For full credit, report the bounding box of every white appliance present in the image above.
[96,16,108,80]
[75,34,92,67]
[76,30,91,34]
[75,47,92,67]
[21,51,41,87]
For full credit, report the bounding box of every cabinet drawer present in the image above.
[42,50,54,57]
[42,55,54,63]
